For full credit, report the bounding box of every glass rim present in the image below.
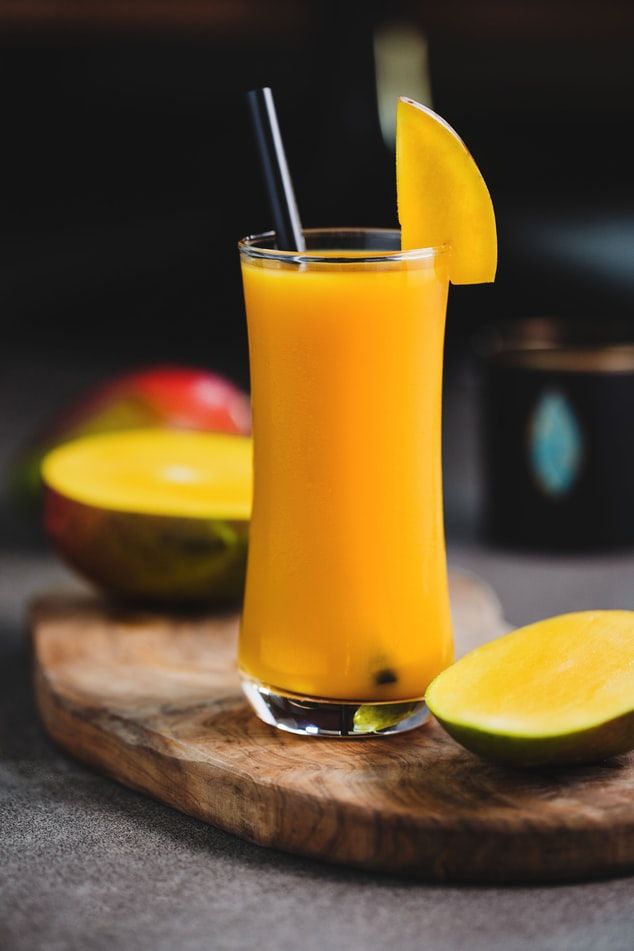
[238,227,449,264]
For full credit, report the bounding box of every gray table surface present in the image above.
[1,350,633,951]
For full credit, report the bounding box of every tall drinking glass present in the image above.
[238,229,453,736]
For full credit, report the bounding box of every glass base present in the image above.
[241,675,428,737]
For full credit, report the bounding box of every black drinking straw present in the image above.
[246,87,305,252]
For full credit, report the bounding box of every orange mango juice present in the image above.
[239,237,453,702]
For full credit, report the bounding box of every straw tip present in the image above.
[247,87,271,101]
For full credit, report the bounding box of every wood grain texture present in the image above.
[31,572,634,883]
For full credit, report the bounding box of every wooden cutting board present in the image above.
[32,572,634,883]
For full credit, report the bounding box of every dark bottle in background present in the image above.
[477,318,634,550]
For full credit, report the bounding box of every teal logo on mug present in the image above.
[529,390,583,497]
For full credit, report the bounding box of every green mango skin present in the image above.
[45,488,248,606]
[431,709,634,769]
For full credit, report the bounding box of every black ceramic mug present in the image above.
[476,318,634,549]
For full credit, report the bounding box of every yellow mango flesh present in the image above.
[42,429,252,520]
[427,611,634,738]
[397,97,497,284]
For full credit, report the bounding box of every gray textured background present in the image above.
[1,352,633,951]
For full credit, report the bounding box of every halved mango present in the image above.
[42,429,252,604]
[426,611,634,767]
[396,97,497,284]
